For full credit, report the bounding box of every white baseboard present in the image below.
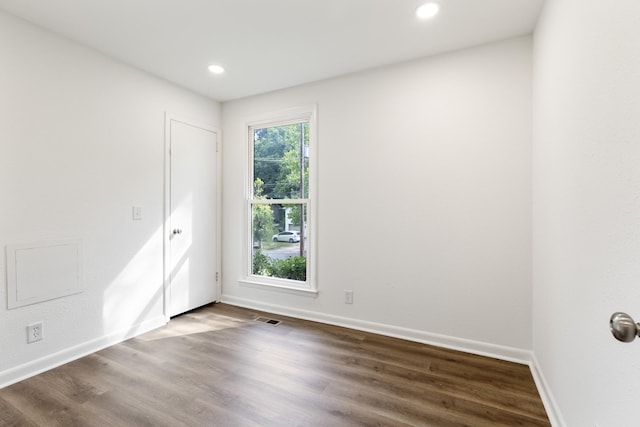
[0,315,167,389]
[221,294,532,365]
[529,353,566,427]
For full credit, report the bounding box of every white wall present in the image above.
[533,1,640,425]
[0,11,220,385]
[222,37,533,358]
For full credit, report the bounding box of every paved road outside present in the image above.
[265,243,306,260]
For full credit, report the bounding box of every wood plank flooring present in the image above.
[0,303,550,426]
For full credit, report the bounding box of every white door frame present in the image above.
[163,113,222,322]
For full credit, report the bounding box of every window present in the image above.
[247,108,316,291]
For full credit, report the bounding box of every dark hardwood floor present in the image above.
[0,303,550,426]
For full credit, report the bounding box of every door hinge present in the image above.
[216,272,219,282]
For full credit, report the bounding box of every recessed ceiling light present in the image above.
[208,64,225,74]
[416,2,440,19]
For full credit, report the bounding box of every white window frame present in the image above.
[242,105,317,295]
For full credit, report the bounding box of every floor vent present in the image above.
[255,317,281,326]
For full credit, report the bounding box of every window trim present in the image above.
[245,105,318,293]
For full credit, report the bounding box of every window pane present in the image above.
[253,122,309,200]
[251,203,307,282]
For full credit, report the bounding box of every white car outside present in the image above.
[272,231,300,243]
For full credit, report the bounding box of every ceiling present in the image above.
[0,0,545,102]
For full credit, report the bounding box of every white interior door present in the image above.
[167,118,219,317]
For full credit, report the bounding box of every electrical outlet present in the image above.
[27,321,43,343]
[345,290,354,304]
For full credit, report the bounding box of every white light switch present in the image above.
[132,206,143,220]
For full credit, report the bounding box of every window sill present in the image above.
[239,278,319,298]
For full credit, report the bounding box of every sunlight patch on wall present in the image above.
[102,227,163,334]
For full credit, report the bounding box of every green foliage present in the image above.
[252,250,271,276]
[251,251,307,282]
[252,178,276,245]
[270,256,307,281]
[253,123,309,200]
[274,148,305,199]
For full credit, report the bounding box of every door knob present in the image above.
[610,312,640,343]
[172,229,183,235]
